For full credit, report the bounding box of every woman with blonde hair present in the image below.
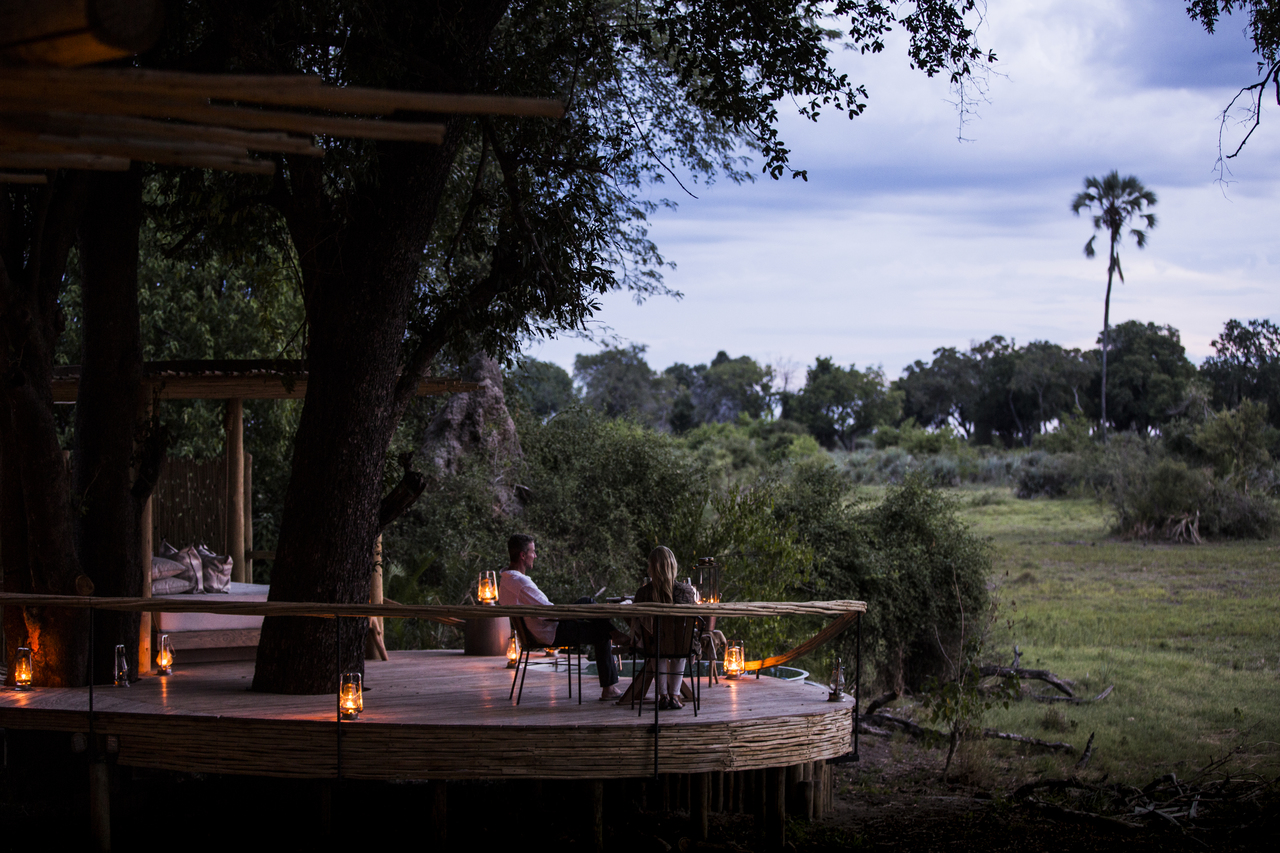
[633,546,696,709]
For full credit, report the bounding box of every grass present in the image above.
[947,487,1280,782]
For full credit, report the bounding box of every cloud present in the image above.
[524,0,1280,381]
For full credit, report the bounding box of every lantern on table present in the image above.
[828,657,844,701]
[506,632,520,669]
[696,557,720,604]
[477,570,498,605]
[13,647,33,691]
[156,634,175,675]
[723,639,745,679]
[339,672,363,720]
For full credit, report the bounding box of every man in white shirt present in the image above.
[499,534,623,700]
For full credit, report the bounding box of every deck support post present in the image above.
[692,772,709,840]
[786,763,802,816]
[764,766,786,850]
[588,779,604,853]
[429,779,447,845]
[711,770,723,812]
[89,756,110,851]
[812,760,826,819]
[798,762,814,820]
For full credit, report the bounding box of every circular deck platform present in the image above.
[0,650,853,780]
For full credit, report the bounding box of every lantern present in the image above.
[506,633,520,669]
[114,644,129,687]
[156,634,175,675]
[477,570,498,605]
[828,657,844,701]
[723,640,745,679]
[13,647,33,691]
[696,557,720,604]
[339,672,363,720]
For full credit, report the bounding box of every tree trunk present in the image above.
[1101,238,1116,443]
[252,137,473,694]
[0,178,93,686]
[74,167,147,684]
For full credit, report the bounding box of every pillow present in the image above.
[151,556,185,581]
[166,540,203,594]
[196,544,233,594]
[152,575,195,595]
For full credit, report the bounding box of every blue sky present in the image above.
[522,0,1279,389]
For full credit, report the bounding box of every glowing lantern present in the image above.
[339,672,363,720]
[13,647,33,691]
[114,644,129,687]
[696,557,720,604]
[506,632,520,669]
[156,634,175,675]
[477,570,498,605]
[724,640,745,680]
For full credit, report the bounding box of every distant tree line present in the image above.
[508,317,1280,449]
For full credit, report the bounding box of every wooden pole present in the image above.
[692,772,709,841]
[786,762,802,817]
[764,767,786,851]
[225,398,245,583]
[243,453,253,583]
[588,779,604,853]
[89,757,111,851]
[429,779,447,847]
[138,389,152,674]
[366,535,388,660]
[812,759,826,820]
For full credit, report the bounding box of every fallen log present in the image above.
[979,664,1075,696]
[982,729,1075,752]
[864,690,900,715]
[1032,684,1114,705]
[1074,732,1096,769]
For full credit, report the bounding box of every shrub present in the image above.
[781,467,992,691]
[1015,450,1084,498]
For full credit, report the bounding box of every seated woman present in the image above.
[632,546,696,710]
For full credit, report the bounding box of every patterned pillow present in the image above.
[159,540,203,593]
[196,544,233,594]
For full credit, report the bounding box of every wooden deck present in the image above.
[0,650,853,781]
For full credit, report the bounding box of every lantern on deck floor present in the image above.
[156,635,175,675]
[114,644,129,687]
[339,672,363,720]
[13,647,33,691]
[724,640,745,679]
[506,632,520,668]
[477,570,498,605]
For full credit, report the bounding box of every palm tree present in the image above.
[1072,171,1158,442]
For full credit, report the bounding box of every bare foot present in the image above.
[600,685,624,701]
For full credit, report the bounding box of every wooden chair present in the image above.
[508,616,583,705]
[633,614,702,718]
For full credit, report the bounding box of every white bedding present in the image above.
[153,582,270,632]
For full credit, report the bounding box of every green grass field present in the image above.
[945,488,1280,782]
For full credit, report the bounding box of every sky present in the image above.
[520,0,1279,390]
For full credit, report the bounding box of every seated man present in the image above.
[499,533,623,700]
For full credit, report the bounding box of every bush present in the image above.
[780,466,992,691]
[1015,450,1084,498]
[1103,438,1278,540]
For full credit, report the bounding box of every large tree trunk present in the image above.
[0,178,94,686]
[252,142,462,693]
[194,0,509,694]
[74,168,148,684]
